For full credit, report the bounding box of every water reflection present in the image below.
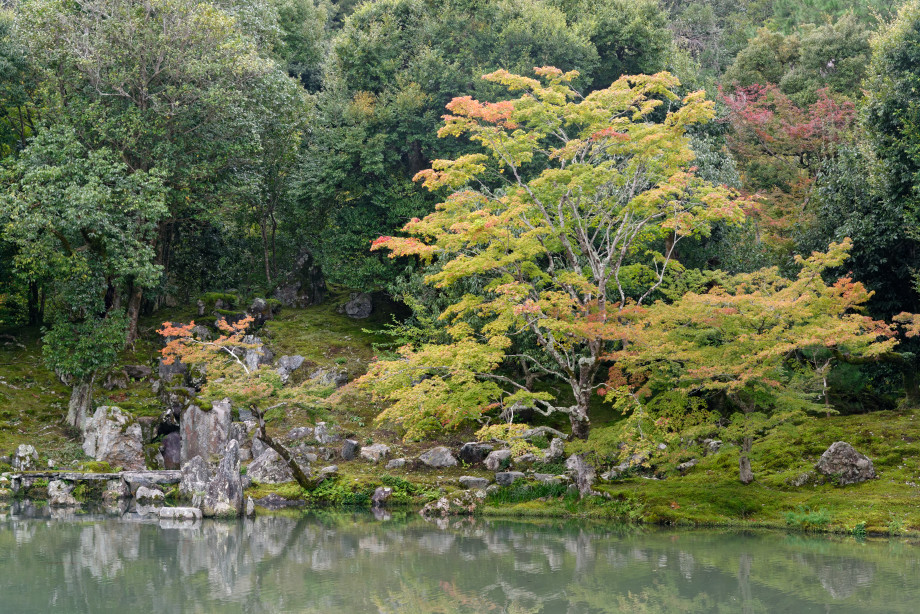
[0,501,917,613]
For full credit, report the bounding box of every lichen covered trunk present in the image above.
[738,436,754,484]
[67,379,93,429]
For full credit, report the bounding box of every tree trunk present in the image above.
[125,286,143,345]
[261,218,272,284]
[738,436,754,484]
[67,378,93,429]
[27,280,40,326]
[570,411,590,440]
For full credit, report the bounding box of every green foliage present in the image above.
[723,17,871,106]
[784,506,830,530]
[486,481,572,505]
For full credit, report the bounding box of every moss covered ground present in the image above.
[4,297,920,536]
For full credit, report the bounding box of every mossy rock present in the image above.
[80,461,113,473]
[200,292,239,310]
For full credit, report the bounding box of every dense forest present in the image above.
[3,0,920,495]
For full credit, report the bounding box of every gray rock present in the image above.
[180,398,231,465]
[309,368,348,388]
[191,325,212,341]
[419,446,458,468]
[102,370,129,390]
[458,442,493,465]
[512,453,537,466]
[12,445,38,471]
[82,407,145,470]
[532,473,567,485]
[158,507,201,521]
[313,422,341,444]
[286,426,314,442]
[253,493,305,510]
[276,355,306,383]
[815,441,877,485]
[678,459,699,473]
[104,479,130,503]
[196,299,206,316]
[158,356,187,381]
[459,476,490,489]
[703,439,722,455]
[343,292,372,319]
[371,486,392,508]
[135,485,165,502]
[361,444,390,463]
[495,471,525,486]
[161,431,181,470]
[247,448,295,484]
[385,458,406,470]
[544,438,565,461]
[243,345,274,374]
[565,454,597,497]
[179,456,211,502]
[47,480,78,506]
[484,449,512,471]
[124,365,153,380]
[341,439,361,461]
[201,440,244,518]
[246,496,255,517]
[251,435,266,459]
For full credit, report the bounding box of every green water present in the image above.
[0,502,917,613]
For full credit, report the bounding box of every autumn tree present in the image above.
[610,240,898,483]
[720,83,856,255]
[359,68,746,440]
[159,316,325,489]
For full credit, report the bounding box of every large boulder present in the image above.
[419,446,458,468]
[201,440,244,518]
[161,431,181,470]
[484,449,512,471]
[47,480,78,506]
[179,455,211,503]
[180,398,231,465]
[341,439,361,461]
[247,448,295,484]
[458,442,493,465]
[815,441,877,485]
[371,487,392,508]
[459,476,490,490]
[12,444,38,471]
[495,471,525,486]
[275,355,306,384]
[342,292,372,319]
[565,454,597,497]
[82,407,145,470]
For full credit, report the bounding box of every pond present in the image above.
[0,502,917,613]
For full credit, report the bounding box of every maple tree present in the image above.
[359,67,746,441]
[720,83,856,253]
[609,240,899,483]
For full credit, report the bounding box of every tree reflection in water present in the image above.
[0,502,916,613]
